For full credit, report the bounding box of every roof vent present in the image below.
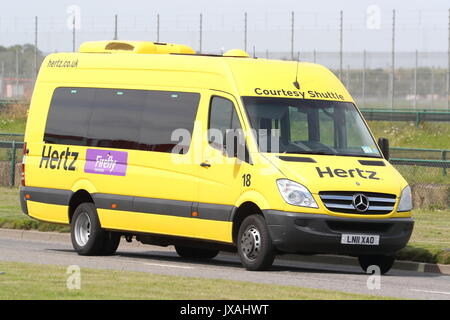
[79,41,196,54]
[105,42,135,51]
[223,49,250,58]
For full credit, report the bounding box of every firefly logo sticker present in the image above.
[84,149,128,176]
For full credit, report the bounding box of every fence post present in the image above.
[244,12,247,52]
[442,150,447,176]
[362,49,366,108]
[414,49,418,109]
[339,10,343,80]
[10,141,17,187]
[390,9,396,110]
[199,13,203,54]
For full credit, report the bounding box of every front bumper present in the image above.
[263,210,414,256]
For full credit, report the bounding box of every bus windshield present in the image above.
[242,97,381,158]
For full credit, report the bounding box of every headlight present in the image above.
[276,179,318,208]
[397,185,412,212]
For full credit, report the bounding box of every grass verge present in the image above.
[397,209,450,264]
[0,187,449,264]
[0,104,27,134]
[0,260,390,300]
[0,186,68,232]
[368,121,450,150]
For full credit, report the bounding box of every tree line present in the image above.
[0,44,46,78]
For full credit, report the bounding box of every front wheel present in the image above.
[237,214,275,271]
[358,255,395,275]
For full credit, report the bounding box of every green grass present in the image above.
[0,187,449,264]
[0,260,390,300]
[368,121,450,185]
[0,186,68,232]
[397,209,450,264]
[0,103,27,134]
[394,165,450,185]
[0,105,26,161]
[368,121,450,150]
[0,117,26,134]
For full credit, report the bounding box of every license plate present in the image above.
[341,234,380,245]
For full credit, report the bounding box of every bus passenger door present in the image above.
[194,92,252,243]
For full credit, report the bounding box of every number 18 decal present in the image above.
[242,174,251,187]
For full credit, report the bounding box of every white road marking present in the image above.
[143,262,194,269]
[410,289,450,295]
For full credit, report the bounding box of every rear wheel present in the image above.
[358,255,395,275]
[175,246,219,259]
[71,202,120,256]
[237,214,275,271]
[100,231,121,255]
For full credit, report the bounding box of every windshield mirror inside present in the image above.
[242,97,381,158]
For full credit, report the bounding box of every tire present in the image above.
[237,214,275,271]
[175,246,219,259]
[100,231,121,256]
[71,202,119,256]
[358,255,395,275]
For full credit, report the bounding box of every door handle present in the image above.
[200,162,211,168]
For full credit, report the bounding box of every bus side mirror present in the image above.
[377,137,390,161]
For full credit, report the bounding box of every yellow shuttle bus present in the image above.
[20,41,414,273]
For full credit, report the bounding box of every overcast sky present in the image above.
[1,0,448,16]
[0,0,449,53]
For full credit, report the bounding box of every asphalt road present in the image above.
[0,230,449,300]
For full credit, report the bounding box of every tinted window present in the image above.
[139,91,200,153]
[87,89,143,149]
[208,96,242,148]
[44,87,95,145]
[44,87,200,153]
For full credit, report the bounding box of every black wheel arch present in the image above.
[68,190,94,223]
[231,201,264,244]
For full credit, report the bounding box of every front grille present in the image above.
[319,191,396,215]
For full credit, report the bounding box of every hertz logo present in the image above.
[316,167,379,180]
[39,145,78,171]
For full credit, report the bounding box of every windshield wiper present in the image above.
[339,153,383,159]
[283,151,382,158]
[284,150,336,156]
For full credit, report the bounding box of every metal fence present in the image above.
[390,147,449,185]
[1,49,449,109]
[0,8,449,108]
[360,108,450,126]
[0,140,23,186]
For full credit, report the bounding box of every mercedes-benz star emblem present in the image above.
[352,193,370,212]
